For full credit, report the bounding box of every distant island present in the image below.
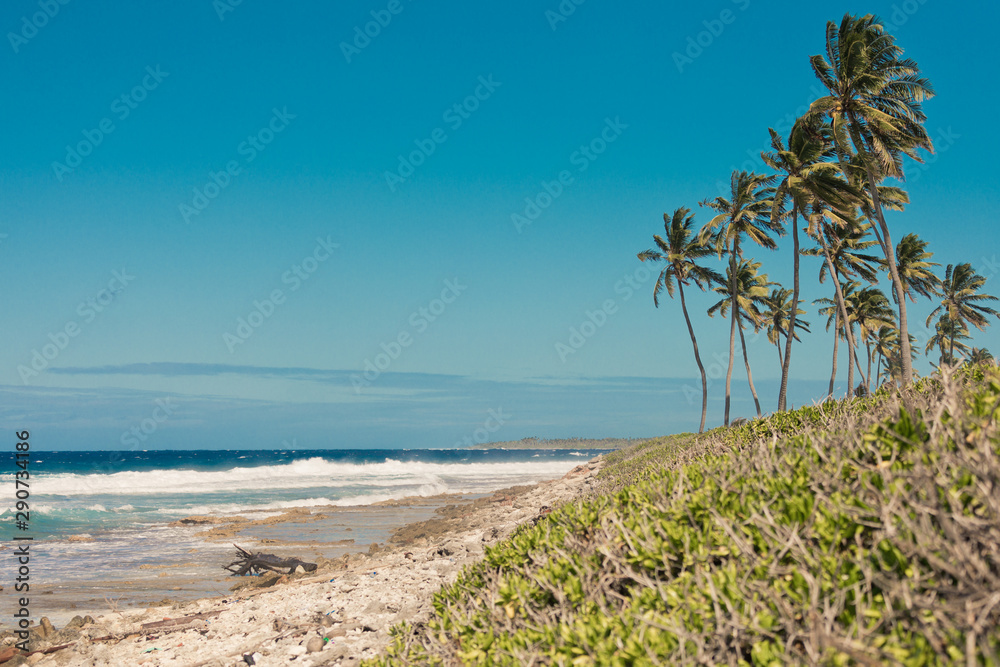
[467,436,652,450]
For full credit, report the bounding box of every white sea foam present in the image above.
[25,504,56,515]
[153,480,501,517]
[15,458,578,498]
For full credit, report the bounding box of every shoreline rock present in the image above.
[4,458,603,666]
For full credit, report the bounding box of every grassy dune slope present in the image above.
[368,366,1000,665]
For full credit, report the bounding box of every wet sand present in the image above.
[0,458,602,666]
[10,494,484,629]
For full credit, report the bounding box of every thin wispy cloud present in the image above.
[2,370,829,450]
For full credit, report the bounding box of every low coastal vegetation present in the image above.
[369,364,999,664]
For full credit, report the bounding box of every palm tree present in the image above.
[699,171,778,425]
[966,348,994,365]
[872,325,898,387]
[895,233,940,302]
[815,280,867,398]
[925,315,971,366]
[707,258,773,419]
[815,295,843,395]
[806,223,881,397]
[926,263,1000,363]
[762,287,810,372]
[638,207,723,433]
[850,286,895,392]
[809,221,883,285]
[808,13,935,385]
[762,119,857,411]
[883,330,917,384]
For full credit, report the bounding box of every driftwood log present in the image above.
[224,544,317,576]
[139,610,223,634]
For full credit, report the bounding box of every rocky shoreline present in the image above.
[0,457,602,667]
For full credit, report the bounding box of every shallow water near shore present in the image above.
[0,448,607,627]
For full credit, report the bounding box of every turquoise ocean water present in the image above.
[0,448,604,622]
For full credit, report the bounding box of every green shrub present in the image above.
[367,367,1000,665]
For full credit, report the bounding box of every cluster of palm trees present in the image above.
[639,13,999,432]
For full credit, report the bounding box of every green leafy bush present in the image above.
[367,367,1000,665]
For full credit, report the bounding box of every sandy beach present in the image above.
[0,457,602,666]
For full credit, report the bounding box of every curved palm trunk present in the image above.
[723,255,737,427]
[847,115,914,386]
[949,327,956,366]
[851,331,868,395]
[724,307,735,426]
[846,325,856,397]
[865,166,912,385]
[828,309,840,400]
[865,341,873,392]
[676,280,708,433]
[818,234,862,398]
[738,317,763,417]
[777,205,800,412]
[776,340,784,370]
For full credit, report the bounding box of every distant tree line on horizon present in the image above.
[639,13,999,433]
[468,436,649,450]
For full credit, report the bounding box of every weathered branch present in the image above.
[224,544,317,576]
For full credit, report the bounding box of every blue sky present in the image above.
[2,0,997,449]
